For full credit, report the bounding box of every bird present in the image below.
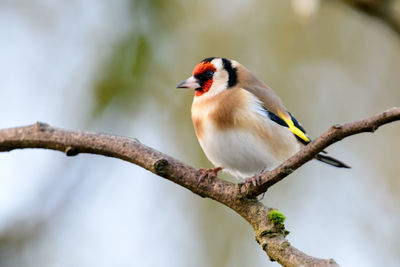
[177,57,350,182]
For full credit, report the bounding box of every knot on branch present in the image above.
[332,124,343,130]
[256,228,290,254]
[282,166,293,175]
[370,125,378,132]
[65,146,79,156]
[35,122,50,132]
[154,158,170,176]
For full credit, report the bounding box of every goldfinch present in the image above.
[177,57,350,179]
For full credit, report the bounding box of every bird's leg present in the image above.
[258,191,266,201]
[197,167,223,183]
[245,168,267,187]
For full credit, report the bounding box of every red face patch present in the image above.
[195,79,213,96]
[193,62,216,97]
[193,62,216,76]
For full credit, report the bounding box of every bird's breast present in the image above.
[191,89,244,139]
[198,123,281,178]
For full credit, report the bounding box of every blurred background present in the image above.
[0,0,399,266]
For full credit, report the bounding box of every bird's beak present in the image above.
[176,76,201,90]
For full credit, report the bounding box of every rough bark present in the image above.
[0,107,399,266]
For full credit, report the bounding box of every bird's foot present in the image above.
[245,169,266,187]
[197,167,223,183]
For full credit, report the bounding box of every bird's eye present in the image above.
[204,70,214,79]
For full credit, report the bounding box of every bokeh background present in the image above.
[0,1,399,266]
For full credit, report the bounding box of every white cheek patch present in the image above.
[211,75,228,95]
[209,58,228,95]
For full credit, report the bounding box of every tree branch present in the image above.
[1,107,399,266]
[340,0,400,36]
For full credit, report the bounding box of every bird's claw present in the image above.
[245,169,266,187]
[245,175,262,187]
[197,167,223,183]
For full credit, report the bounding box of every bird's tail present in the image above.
[315,153,351,168]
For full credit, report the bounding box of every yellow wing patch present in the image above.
[278,111,310,143]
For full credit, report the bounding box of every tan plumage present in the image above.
[236,62,287,119]
[178,57,350,179]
